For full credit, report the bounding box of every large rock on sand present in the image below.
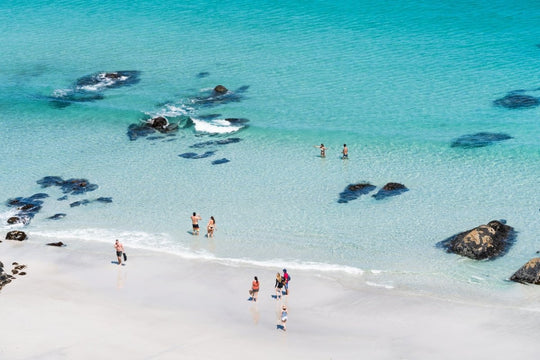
[438,220,515,260]
[510,258,540,284]
[5,231,27,241]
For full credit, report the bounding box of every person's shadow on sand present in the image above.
[111,261,125,266]
[276,325,286,331]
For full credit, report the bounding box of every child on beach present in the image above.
[280,305,288,331]
[249,276,259,302]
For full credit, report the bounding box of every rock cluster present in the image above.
[49,70,141,108]
[0,261,27,291]
[338,182,408,203]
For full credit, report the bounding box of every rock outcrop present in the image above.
[372,183,409,200]
[510,258,540,284]
[338,183,376,203]
[5,231,27,241]
[438,220,515,260]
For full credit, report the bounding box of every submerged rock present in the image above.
[338,183,376,203]
[127,115,182,141]
[212,158,230,165]
[75,70,141,90]
[510,258,540,284]
[47,213,67,220]
[451,132,513,148]
[438,220,515,260]
[5,231,27,241]
[192,85,249,107]
[178,151,216,159]
[493,94,540,109]
[190,137,241,148]
[372,183,409,200]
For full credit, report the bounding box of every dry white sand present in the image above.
[1,238,540,359]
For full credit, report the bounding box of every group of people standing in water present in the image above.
[314,143,348,159]
[249,269,291,331]
[190,212,216,237]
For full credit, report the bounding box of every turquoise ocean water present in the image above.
[1,0,539,304]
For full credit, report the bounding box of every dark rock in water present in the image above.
[338,183,376,203]
[148,116,169,130]
[372,183,409,200]
[451,132,513,148]
[29,193,50,200]
[510,258,540,284]
[437,220,515,260]
[37,176,64,188]
[224,118,249,124]
[18,272,26,276]
[5,195,44,225]
[7,216,21,224]
[96,197,113,203]
[47,213,67,220]
[12,269,18,275]
[213,85,228,94]
[61,178,98,195]
[127,123,156,141]
[178,151,216,159]
[190,137,241,149]
[198,114,222,120]
[49,91,105,108]
[75,70,141,90]
[58,195,68,201]
[493,94,540,109]
[212,158,230,165]
[70,199,91,207]
[47,242,66,247]
[127,116,179,141]
[235,85,250,93]
[146,135,166,141]
[193,85,249,107]
[5,231,27,241]
[197,72,210,78]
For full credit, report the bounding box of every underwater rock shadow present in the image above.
[450,132,513,148]
[338,183,376,203]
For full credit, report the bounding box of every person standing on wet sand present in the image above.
[114,239,124,265]
[191,212,202,235]
[207,216,216,237]
[250,276,260,302]
[314,143,328,158]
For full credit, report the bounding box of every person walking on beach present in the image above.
[249,276,260,302]
[282,269,290,295]
[280,305,288,331]
[206,216,216,237]
[314,143,328,158]
[275,272,284,299]
[114,239,124,265]
[191,212,202,235]
[342,144,348,159]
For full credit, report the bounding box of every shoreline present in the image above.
[1,238,540,359]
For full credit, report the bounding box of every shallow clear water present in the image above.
[1,0,540,304]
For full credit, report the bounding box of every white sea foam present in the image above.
[366,281,394,289]
[191,118,243,134]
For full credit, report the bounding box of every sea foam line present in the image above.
[30,228,366,277]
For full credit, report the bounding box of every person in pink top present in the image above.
[114,239,124,265]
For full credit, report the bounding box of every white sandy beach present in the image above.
[1,238,540,360]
